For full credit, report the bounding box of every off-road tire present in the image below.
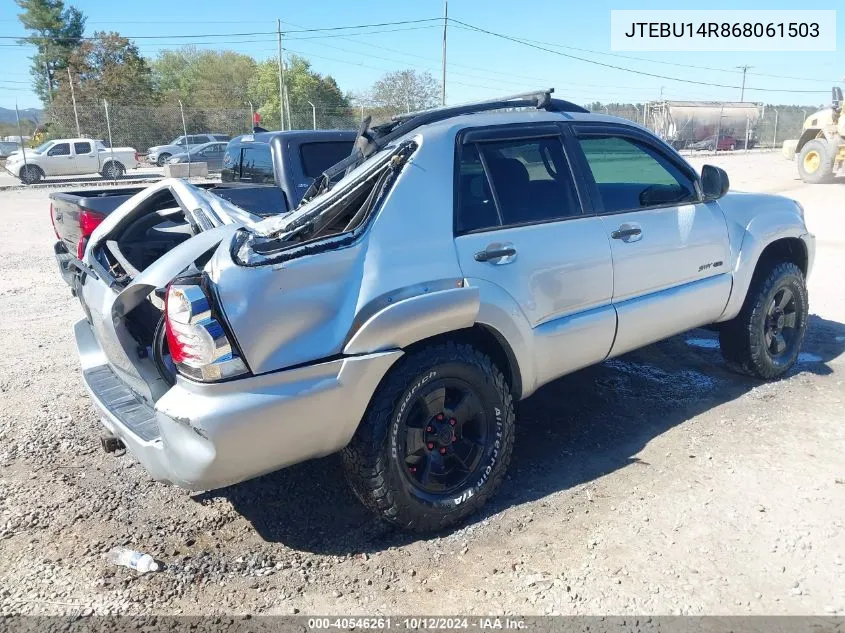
[19,164,44,185]
[101,161,125,179]
[719,262,808,379]
[156,153,171,167]
[797,139,835,184]
[342,342,515,532]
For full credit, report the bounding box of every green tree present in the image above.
[153,47,257,108]
[369,69,440,114]
[56,32,157,104]
[16,0,86,104]
[249,55,350,130]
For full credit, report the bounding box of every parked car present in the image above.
[222,129,355,208]
[167,141,228,171]
[4,138,139,184]
[688,135,737,151]
[0,140,21,158]
[61,90,814,532]
[146,134,230,167]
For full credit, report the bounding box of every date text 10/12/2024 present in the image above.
[307,617,527,630]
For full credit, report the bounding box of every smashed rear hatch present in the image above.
[78,179,261,402]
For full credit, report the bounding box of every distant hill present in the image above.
[0,107,43,124]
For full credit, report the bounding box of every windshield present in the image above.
[32,141,53,154]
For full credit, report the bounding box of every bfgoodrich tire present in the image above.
[719,262,809,379]
[342,342,515,532]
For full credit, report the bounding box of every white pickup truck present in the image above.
[4,138,139,184]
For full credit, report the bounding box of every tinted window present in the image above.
[577,135,697,212]
[478,137,580,228]
[187,136,206,145]
[212,134,230,142]
[299,141,354,178]
[240,145,275,183]
[48,143,70,156]
[74,142,91,154]
[455,144,498,234]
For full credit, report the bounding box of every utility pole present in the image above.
[441,0,448,106]
[67,67,80,137]
[736,65,752,101]
[277,19,286,131]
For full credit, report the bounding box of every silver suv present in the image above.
[69,90,814,532]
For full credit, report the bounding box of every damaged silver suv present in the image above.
[66,90,814,531]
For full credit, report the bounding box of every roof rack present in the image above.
[300,88,587,204]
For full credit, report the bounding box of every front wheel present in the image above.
[19,164,44,185]
[719,262,809,379]
[342,342,515,532]
[156,153,171,167]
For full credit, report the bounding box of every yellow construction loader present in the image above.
[782,87,845,183]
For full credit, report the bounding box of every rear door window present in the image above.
[455,136,581,233]
[576,135,698,212]
[212,134,230,142]
[299,141,354,178]
[74,141,92,154]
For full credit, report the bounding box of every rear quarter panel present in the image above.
[212,131,469,375]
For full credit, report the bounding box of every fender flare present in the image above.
[343,286,480,355]
[717,219,809,322]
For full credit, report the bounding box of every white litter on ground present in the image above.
[686,338,720,349]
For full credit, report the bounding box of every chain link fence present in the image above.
[33,99,815,159]
[40,102,414,153]
[586,101,810,153]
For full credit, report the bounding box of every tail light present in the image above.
[164,283,248,382]
[76,208,105,259]
[134,152,140,162]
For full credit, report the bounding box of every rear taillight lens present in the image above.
[76,208,106,259]
[134,152,140,162]
[164,283,248,382]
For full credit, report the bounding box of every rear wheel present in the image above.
[101,161,125,179]
[19,164,44,185]
[797,139,834,184]
[342,342,515,532]
[719,262,808,379]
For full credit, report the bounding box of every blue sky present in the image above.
[0,0,841,110]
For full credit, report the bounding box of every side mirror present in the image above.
[701,164,729,200]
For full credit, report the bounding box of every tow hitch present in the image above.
[101,435,125,454]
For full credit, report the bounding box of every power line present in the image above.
[449,18,832,94]
[0,18,442,41]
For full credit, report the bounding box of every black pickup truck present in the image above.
[52,130,355,288]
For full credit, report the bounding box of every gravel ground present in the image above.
[1,152,843,616]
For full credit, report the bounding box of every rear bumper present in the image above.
[74,317,402,490]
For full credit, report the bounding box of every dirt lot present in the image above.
[1,151,843,616]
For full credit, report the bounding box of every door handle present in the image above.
[611,227,642,240]
[474,245,517,263]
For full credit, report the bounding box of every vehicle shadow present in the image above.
[199,313,845,553]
